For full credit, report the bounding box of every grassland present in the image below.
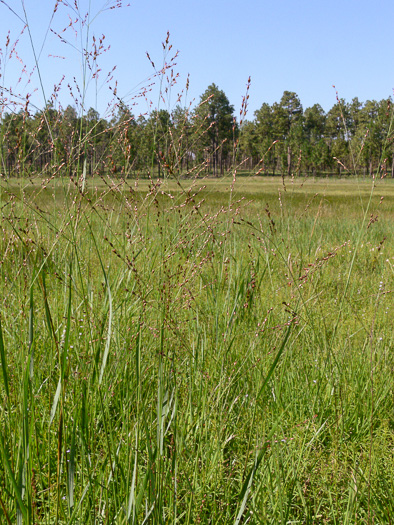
[0,174,393,523]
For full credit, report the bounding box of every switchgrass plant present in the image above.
[0,2,394,524]
[0,173,392,524]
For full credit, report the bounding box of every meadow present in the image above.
[0,173,392,523]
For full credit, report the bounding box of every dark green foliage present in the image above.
[1,89,393,180]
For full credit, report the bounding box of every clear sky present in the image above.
[1,0,393,120]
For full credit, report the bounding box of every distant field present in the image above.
[1,175,392,226]
[0,175,393,523]
[5,173,394,204]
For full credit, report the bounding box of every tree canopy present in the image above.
[1,89,393,179]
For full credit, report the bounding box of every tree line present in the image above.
[1,84,393,178]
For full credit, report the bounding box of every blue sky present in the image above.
[1,0,393,120]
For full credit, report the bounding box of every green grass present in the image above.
[0,175,393,523]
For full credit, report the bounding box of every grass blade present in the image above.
[0,432,28,522]
[0,316,10,400]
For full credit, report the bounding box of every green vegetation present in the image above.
[2,85,394,180]
[0,175,392,523]
[0,2,393,522]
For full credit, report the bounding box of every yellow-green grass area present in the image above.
[0,175,392,523]
[5,174,393,216]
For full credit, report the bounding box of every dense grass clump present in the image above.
[0,175,392,523]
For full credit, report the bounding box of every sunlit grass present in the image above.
[0,175,392,523]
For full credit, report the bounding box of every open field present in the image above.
[0,175,393,523]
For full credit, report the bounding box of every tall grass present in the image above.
[0,2,393,524]
[0,174,392,523]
